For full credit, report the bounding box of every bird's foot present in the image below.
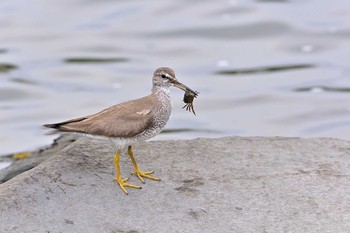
[132,169,161,183]
[114,177,141,194]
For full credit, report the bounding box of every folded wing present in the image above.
[43,95,158,138]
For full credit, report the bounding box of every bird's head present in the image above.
[152,67,197,97]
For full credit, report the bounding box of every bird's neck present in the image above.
[152,86,171,104]
[152,86,170,96]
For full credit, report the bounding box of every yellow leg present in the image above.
[113,149,141,194]
[128,146,160,183]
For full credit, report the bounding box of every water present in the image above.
[1,0,350,158]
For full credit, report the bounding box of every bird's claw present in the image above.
[114,177,141,194]
[132,170,160,183]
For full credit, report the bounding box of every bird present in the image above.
[43,67,198,194]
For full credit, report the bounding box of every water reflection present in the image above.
[64,57,128,63]
[295,86,350,93]
[0,63,17,73]
[216,64,314,75]
[152,22,289,39]
[11,77,37,85]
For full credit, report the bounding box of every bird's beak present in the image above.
[172,80,198,97]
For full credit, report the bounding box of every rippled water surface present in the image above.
[1,0,350,156]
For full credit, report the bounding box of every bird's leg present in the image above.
[128,146,160,183]
[113,149,141,194]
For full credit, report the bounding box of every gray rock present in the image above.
[1,136,350,233]
[0,134,78,184]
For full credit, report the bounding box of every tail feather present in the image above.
[43,116,88,130]
[43,123,61,129]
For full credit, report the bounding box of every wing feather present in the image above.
[44,94,159,138]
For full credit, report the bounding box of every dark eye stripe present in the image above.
[161,74,168,79]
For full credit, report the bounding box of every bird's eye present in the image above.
[161,74,167,79]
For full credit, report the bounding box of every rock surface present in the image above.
[0,135,78,184]
[1,136,350,233]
